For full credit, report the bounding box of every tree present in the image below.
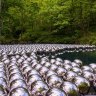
[0,0,2,35]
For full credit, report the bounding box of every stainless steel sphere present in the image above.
[34,64,42,71]
[74,59,83,67]
[0,86,6,96]
[46,88,67,96]
[50,64,58,71]
[50,59,56,64]
[26,58,32,62]
[45,70,57,78]
[56,58,63,63]
[0,62,4,67]
[57,67,66,77]
[9,73,23,83]
[31,80,49,96]
[0,72,6,79]
[31,62,38,68]
[8,65,18,72]
[44,62,51,68]
[15,55,20,59]
[4,59,10,65]
[61,81,79,96]
[9,87,30,96]
[40,60,46,66]
[7,63,16,69]
[64,60,71,65]
[82,66,93,72]
[22,66,32,77]
[66,71,78,81]
[64,64,72,71]
[74,76,90,94]
[27,74,42,86]
[27,69,40,77]
[0,77,7,89]
[39,67,49,77]
[10,79,27,90]
[47,75,63,88]
[55,61,62,66]
[0,67,5,72]
[89,63,96,73]
[71,62,80,67]
[21,64,29,70]
[9,68,21,76]
[82,71,94,82]
[72,67,82,75]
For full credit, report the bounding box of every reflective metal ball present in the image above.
[46,88,67,96]
[9,87,30,96]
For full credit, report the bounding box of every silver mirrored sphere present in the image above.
[9,87,30,96]
[10,79,27,90]
[74,76,90,94]
[61,81,79,96]
[31,80,48,96]
[27,74,42,86]
[46,88,67,96]
[47,75,63,88]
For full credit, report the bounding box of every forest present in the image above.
[0,0,96,44]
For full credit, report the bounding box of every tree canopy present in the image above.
[0,0,96,44]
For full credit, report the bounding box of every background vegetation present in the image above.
[0,0,96,44]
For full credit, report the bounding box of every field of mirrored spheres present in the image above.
[0,44,96,96]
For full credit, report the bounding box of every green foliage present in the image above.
[1,0,96,44]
